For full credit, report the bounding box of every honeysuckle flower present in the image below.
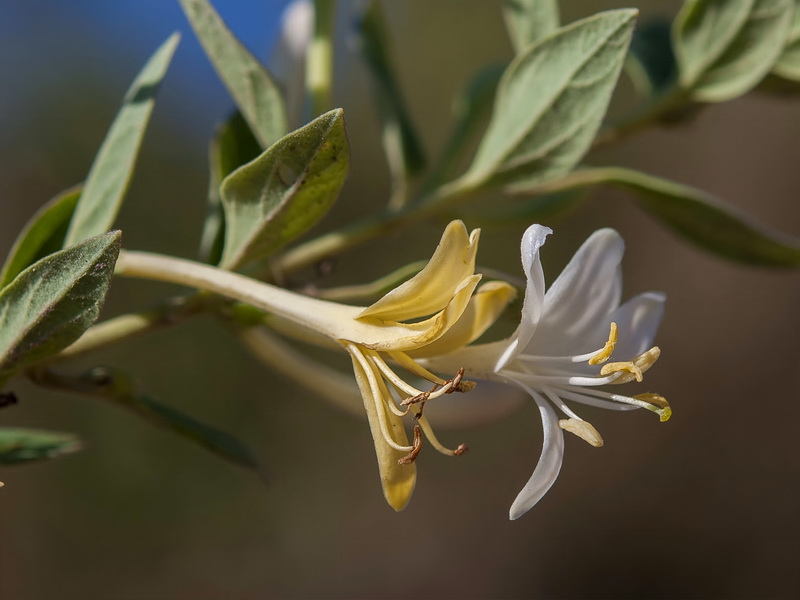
[116,220,516,511]
[425,224,670,520]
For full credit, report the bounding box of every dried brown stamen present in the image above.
[398,425,423,465]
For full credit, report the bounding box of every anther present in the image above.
[398,425,423,465]
[634,393,672,422]
[441,368,477,394]
[599,347,661,384]
[559,418,604,447]
[600,361,643,383]
[401,391,431,407]
[453,443,468,456]
[589,322,618,365]
[449,368,464,391]
[456,380,477,392]
[633,347,660,373]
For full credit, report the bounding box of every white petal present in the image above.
[496,225,551,371]
[528,289,666,381]
[605,291,665,360]
[531,228,624,357]
[508,386,565,520]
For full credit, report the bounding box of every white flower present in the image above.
[425,224,670,520]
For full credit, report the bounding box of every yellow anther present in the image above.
[589,322,618,365]
[601,346,661,384]
[633,346,660,374]
[558,418,604,447]
[600,361,643,383]
[634,393,672,422]
[634,392,668,409]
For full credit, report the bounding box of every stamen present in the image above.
[398,425,423,465]
[379,374,413,417]
[449,367,465,392]
[634,393,672,421]
[401,390,431,407]
[558,385,671,421]
[558,418,604,447]
[542,387,582,420]
[402,387,432,419]
[348,345,414,452]
[588,322,618,365]
[515,325,621,366]
[388,350,447,386]
[554,387,640,411]
[600,360,643,383]
[502,368,627,387]
[456,379,477,392]
[416,414,468,457]
[368,351,425,397]
[410,368,474,403]
[633,347,660,373]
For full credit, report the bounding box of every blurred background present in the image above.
[1,1,799,598]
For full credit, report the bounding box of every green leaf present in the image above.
[199,112,262,265]
[503,0,560,52]
[460,189,587,226]
[423,63,506,194]
[674,0,795,102]
[510,167,800,266]
[178,0,288,148]
[463,10,638,190]
[773,2,800,81]
[626,19,678,97]
[0,186,80,288]
[357,0,426,197]
[0,232,121,377]
[132,393,265,477]
[219,109,350,272]
[32,367,265,478]
[0,427,82,465]
[64,34,180,247]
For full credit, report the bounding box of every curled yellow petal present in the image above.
[349,347,416,511]
[353,274,482,351]
[410,280,517,357]
[357,220,479,322]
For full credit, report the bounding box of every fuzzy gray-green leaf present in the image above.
[64,34,179,246]
[0,427,82,465]
[199,112,262,265]
[510,167,800,266]
[0,232,121,376]
[773,2,800,81]
[1,186,80,288]
[179,0,288,148]
[358,1,426,181]
[32,367,266,478]
[503,0,560,52]
[674,0,795,102]
[464,10,637,189]
[220,109,349,272]
[627,19,678,97]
